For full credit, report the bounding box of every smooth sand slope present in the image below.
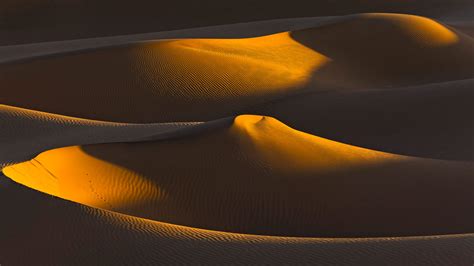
[249,79,474,161]
[2,176,473,265]
[1,107,473,264]
[0,104,201,167]
[0,16,340,64]
[447,20,474,37]
[2,0,472,45]
[1,14,473,123]
[4,115,474,238]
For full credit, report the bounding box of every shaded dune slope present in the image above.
[289,14,473,88]
[0,104,200,167]
[249,79,474,161]
[2,0,472,45]
[1,14,472,123]
[447,21,474,37]
[5,115,473,237]
[2,177,472,265]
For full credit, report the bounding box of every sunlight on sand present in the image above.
[363,14,459,46]
[135,32,331,99]
[230,115,398,174]
[3,146,167,210]
[4,115,398,216]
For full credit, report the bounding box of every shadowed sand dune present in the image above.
[248,79,474,161]
[447,21,474,37]
[1,14,473,123]
[2,176,473,265]
[2,0,472,45]
[0,104,201,167]
[4,115,474,238]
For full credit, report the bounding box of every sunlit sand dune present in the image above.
[1,14,472,123]
[5,115,473,238]
[0,31,326,122]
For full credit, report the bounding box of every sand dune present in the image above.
[2,108,472,264]
[1,4,473,265]
[1,176,472,265]
[4,115,473,238]
[0,104,202,167]
[0,30,327,122]
[2,0,472,45]
[0,16,340,64]
[249,79,474,160]
[1,14,472,123]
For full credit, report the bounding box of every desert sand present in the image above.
[1,0,472,44]
[2,14,473,123]
[0,2,473,265]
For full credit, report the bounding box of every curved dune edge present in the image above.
[4,115,473,238]
[3,0,472,45]
[0,16,342,64]
[447,20,474,37]
[1,14,470,65]
[248,78,474,161]
[1,80,472,168]
[1,13,473,123]
[1,176,472,265]
[0,104,204,168]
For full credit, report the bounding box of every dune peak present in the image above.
[361,13,460,46]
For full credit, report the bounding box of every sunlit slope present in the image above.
[5,115,473,237]
[1,13,472,123]
[0,32,327,122]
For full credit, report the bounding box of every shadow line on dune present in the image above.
[77,142,474,238]
[6,115,472,238]
[289,14,474,90]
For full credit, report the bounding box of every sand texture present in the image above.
[0,5,473,266]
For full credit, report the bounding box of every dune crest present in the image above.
[362,13,460,46]
[248,79,474,160]
[0,104,201,167]
[229,115,395,172]
[1,13,472,122]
